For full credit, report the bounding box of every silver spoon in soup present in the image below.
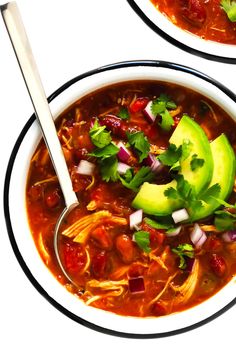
[1,1,80,286]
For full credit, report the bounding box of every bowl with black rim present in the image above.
[4,60,236,338]
[127,0,236,63]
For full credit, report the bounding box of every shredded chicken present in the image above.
[149,247,170,271]
[170,259,200,305]
[84,279,128,305]
[34,175,58,186]
[62,210,127,244]
[149,272,178,306]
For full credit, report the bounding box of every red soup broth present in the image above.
[26,80,236,317]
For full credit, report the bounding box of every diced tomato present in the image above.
[209,254,227,278]
[129,97,149,113]
[91,225,113,250]
[151,301,167,316]
[92,251,109,278]
[115,234,135,263]
[128,263,146,278]
[142,223,165,248]
[63,241,87,274]
[180,0,206,27]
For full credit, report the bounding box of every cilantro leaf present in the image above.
[144,217,173,230]
[99,156,119,182]
[214,210,236,231]
[88,143,119,160]
[171,243,195,269]
[221,0,236,22]
[212,198,236,231]
[199,183,221,204]
[89,119,111,148]
[134,230,151,253]
[190,154,205,171]
[159,109,174,131]
[164,175,201,215]
[126,131,150,162]
[212,197,236,209]
[120,166,154,191]
[158,144,181,166]
[151,94,176,131]
[151,94,177,115]
[158,140,192,172]
[118,107,129,120]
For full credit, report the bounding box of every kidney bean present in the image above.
[44,188,62,209]
[209,253,227,278]
[91,225,113,250]
[100,115,127,139]
[92,251,109,278]
[180,0,206,27]
[115,234,135,264]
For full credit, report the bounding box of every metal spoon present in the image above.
[1,2,79,284]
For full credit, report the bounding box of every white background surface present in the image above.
[0,0,236,353]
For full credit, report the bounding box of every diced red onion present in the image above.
[145,153,163,173]
[143,101,156,123]
[222,230,236,243]
[117,142,131,162]
[117,162,131,175]
[166,226,182,237]
[172,208,189,224]
[129,209,143,230]
[190,223,207,249]
[195,233,207,249]
[128,276,145,294]
[77,160,95,176]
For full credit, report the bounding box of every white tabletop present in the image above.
[1,1,235,353]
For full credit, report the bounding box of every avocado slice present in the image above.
[191,134,235,221]
[132,115,213,216]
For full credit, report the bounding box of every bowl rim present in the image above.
[3,59,236,339]
[127,0,236,64]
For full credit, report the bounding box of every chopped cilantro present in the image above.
[144,217,173,230]
[134,230,151,253]
[190,154,205,171]
[151,94,176,131]
[158,140,192,171]
[126,131,150,163]
[164,174,221,216]
[99,156,119,182]
[151,94,177,115]
[89,119,111,148]
[118,107,129,120]
[221,0,236,22]
[88,143,119,160]
[214,210,236,231]
[159,110,175,131]
[120,166,154,192]
[213,198,236,231]
[171,243,195,269]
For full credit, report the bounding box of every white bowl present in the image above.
[128,0,236,63]
[4,60,236,338]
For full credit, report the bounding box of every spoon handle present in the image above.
[1,2,78,207]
